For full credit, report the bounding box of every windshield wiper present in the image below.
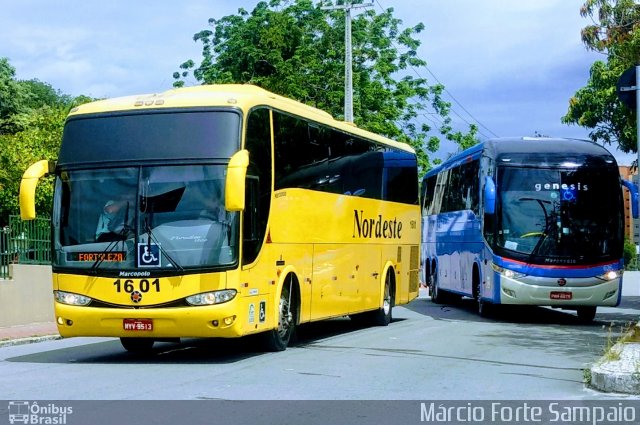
[516,198,554,263]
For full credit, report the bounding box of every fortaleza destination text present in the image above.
[420,402,637,425]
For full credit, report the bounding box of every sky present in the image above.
[1,0,634,165]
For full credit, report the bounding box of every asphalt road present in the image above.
[0,289,639,401]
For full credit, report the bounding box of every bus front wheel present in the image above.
[577,306,597,323]
[262,278,297,352]
[120,337,154,353]
[474,276,492,317]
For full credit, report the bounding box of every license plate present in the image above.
[123,318,153,331]
[550,291,572,300]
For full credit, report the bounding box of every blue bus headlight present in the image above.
[491,264,526,279]
[186,289,237,306]
[54,290,92,306]
[597,270,620,281]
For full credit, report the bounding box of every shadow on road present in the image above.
[403,294,640,359]
[405,293,640,327]
[6,316,406,365]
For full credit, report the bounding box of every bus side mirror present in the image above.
[225,149,249,212]
[484,176,496,215]
[19,160,55,220]
[622,179,639,219]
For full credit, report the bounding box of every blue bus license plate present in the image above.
[550,292,572,300]
[123,318,153,331]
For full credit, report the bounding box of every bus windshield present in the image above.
[54,164,239,272]
[495,166,623,264]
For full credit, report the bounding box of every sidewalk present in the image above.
[0,321,60,347]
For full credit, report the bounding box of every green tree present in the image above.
[0,57,30,135]
[174,0,477,171]
[0,58,93,224]
[562,0,640,153]
[0,105,66,222]
[623,237,637,269]
[20,79,73,110]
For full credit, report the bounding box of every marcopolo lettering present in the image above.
[353,210,402,239]
[119,270,151,277]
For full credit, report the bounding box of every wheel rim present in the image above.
[382,280,391,315]
[277,285,293,338]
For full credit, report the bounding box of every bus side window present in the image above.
[243,176,261,263]
[243,108,272,265]
[422,175,437,215]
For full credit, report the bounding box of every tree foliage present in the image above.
[0,106,65,221]
[624,237,637,268]
[563,0,640,152]
[174,0,477,171]
[0,57,92,224]
[0,58,30,135]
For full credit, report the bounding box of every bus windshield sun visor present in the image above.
[58,110,241,166]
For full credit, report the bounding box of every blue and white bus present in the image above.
[420,137,638,322]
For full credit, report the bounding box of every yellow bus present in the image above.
[20,84,420,353]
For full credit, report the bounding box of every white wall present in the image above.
[623,271,640,296]
[0,264,54,327]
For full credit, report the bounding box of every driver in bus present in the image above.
[95,198,132,242]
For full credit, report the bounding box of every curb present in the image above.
[0,335,62,348]
[589,324,640,395]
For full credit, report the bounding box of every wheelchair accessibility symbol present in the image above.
[561,188,577,203]
[138,243,161,267]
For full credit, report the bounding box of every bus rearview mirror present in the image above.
[621,179,639,219]
[484,176,496,215]
[19,160,56,220]
[225,149,249,212]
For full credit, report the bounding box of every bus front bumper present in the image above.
[54,301,246,339]
[497,276,621,307]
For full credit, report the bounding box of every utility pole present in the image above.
[321,1,373,123]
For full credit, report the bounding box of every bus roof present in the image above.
[424,137,617,178]
[69,84,414,154]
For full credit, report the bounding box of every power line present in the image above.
[371,0,500,139]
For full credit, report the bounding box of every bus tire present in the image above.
[262,276,297,352]
[120,337,154,353]
[372,269,394,326]
[577,306,596,323]
[430,268,443,304]
[477,298,493,317]
[474,273,492,317]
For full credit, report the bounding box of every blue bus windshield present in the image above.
[494,166,623,264]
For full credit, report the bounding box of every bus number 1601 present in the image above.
[113,278,160,293]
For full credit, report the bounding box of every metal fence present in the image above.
[0,215,51,279]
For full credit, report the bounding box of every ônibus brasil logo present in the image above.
[7,401,72,424]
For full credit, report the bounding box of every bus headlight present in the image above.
[597,270,620,281]
[491,264,526,279]
[54,290,92,306]
[186,289,237,306]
